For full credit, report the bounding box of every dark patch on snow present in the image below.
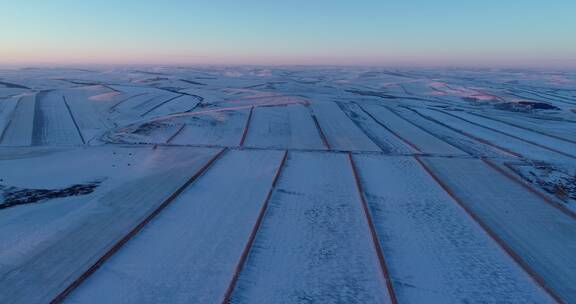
[494,101,559,112]
[185,116,219,127]
[195,102,213,109]
[510,163,576,202]
[132,121,167,135]
[276,188,305,197]
[0,181,101,210]
[462,97,479,103]
[517,101,559,110]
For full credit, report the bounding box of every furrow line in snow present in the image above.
[140,94,184,117]
[96,140,522,160]
[108,93,149,113]
[404,107,523,158]
[165,124,186,144]
[482,159,576,221]
[221,150,288,303]
[436,109,576,160]
[63,96,86,145]
[101,84,121,93]
[467,112,576,145]
[516,88,576,106]
[413,156,565,304]
[384,106,468,155]
[335,101,389,153]
[310,101,382,152]
[49,148,227,304]
[31,92,43,146]
[239,106,255,146]
[308,107,331,150]
[0,97,21,144]
[355,104,422,153]
[347,153,399,304]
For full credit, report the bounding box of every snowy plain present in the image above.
[0,66,575,303]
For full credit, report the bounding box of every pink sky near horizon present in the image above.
[2,1,576,69]
[2,49,575,69]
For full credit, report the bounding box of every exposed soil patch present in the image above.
[0,181,101,210]
[132,121,167,135]
[495,101,560,112]
[518,101,559,110]
[509,163,576,202]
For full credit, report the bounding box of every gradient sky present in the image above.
[1,0,575,67]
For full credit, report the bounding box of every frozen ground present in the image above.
[0,66,575,303]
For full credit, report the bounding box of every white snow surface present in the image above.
[1,66,575,303]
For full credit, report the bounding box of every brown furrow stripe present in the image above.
[165,124,186,144]
[108,93,148,113]
[356,104,422,153]
[50,148,227,304]
[140,95,184,117]
[468,112,576,145]
[335,101,387,153]
[63,96,86,145]
[221,150,289,303]
[437,109,576,160]
[308,107,331,150]
[414,156,565,304]
[239,106,255,146]
[348,153,399,304]
[386,106,467,155]
[406,107,522,158]
[0,97,21,144]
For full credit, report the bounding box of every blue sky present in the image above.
[1,0,575,67]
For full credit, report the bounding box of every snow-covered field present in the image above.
[0,66,575,303]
